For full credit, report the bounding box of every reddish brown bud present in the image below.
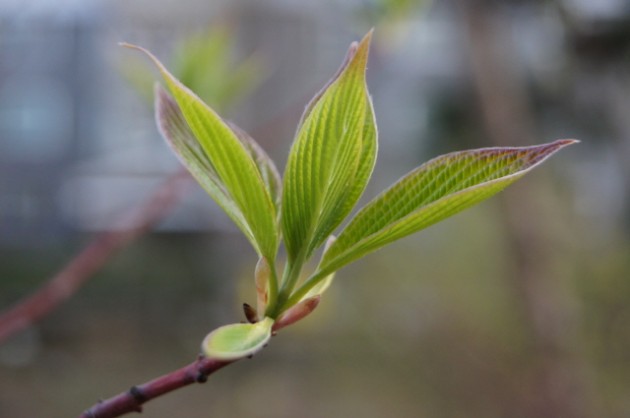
[272,296,321,333]
[243,303,258,324]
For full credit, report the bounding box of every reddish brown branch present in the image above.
[0,170,191,344]
[79,356,234,418]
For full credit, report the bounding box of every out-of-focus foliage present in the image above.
[355,0,431,27]
[172,27,266,112]
[120,26,266,113]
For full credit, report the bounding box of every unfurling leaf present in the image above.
[202,317,274,360]
[125,43,279,260]
[314,139,578,278]
[281,30,377,264]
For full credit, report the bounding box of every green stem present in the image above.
[266,251,306,318]
[279,269,328,312]
[265,260,280,315]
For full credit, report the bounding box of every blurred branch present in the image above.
[121,25,267,114]
[0,170,191,345]
[459,2,594,417]
[79,356,233,418]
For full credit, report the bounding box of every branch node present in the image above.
[83,408,96,418]
[129,385,147,403]
[196,371,208,383]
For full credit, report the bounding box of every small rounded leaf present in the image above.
[202,317,274,360]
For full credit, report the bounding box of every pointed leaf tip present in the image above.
[556,138,579,145]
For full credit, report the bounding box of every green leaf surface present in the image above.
[202,317,274,361]
[316,139,578,277]
[281,31,377,263]
[229,122,282,213]
[156,86,282,218]
[155,86,252,243]
[125,43,278,259]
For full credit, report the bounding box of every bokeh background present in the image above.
[1,0,630,417]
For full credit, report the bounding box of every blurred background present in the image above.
[1,0,629,417]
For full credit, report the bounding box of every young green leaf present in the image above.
[125,43,279,259]
[155,86,252,243]
[202,317,274,361]
[313,139,577,278]
[156,86,282,220]
[281,31,378,264]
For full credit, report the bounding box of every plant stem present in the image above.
[267,252,305,317]
[78,356,234,418]
[264,259,280,315]
[279,270,326,312]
